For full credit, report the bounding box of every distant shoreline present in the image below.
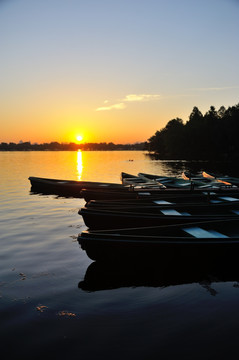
[0,141,147,151]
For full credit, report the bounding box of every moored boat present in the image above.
[29,176,129,197]
[80,185,239,202]
[121,172,165,187]
[79,201,239,230]
[140,172,231,189]
[78,218,239,262]
[29,175,166,197]
[85,192,239,208]
[138,172,193,188]
[121,172,144,183]
[202,171,239,186]
[182,171,216,184]
[85,196,239,210]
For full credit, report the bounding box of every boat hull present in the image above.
[81,187,239,202]
[29,176,126,197]
[80,238,239,262]
[79,206,239,230]
[78,218,239,261]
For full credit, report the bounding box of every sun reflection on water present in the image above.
[77,150,83,180]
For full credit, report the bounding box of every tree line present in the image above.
[0,141,147,151]
[147,103,239,160]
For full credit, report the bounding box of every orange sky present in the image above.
[1,0,239,144]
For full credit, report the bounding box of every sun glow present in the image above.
[76,135,83,142]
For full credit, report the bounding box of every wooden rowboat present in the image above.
[202,172,239,186]
[78,218,239,262]
[139,172,232,189]
[28,176,128,197]
[80,185,239,202]
[85,193,239,208]
[121,172,165,187]
[79,201,239,229]
[29,175,165,197]
[138,172,193,188]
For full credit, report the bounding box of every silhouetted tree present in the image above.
[148,102,239,160]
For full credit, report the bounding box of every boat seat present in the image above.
[203,192,217,195]
[183,227,228,238]
[160,209,191,216]
[219,196,239,202]
[153,200,173,205]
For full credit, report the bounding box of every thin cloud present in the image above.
[96,93,160,111]
[193,86,239,92]
[96,103,126,111]
[123,94,161,102]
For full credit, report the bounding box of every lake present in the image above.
[1,150,239,359]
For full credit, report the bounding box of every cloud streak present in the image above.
[122,94,161,102]
[96,93,160,111]
[193,86,239,92]
[96,103,126,111]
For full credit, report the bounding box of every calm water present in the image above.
[1,151,239,359]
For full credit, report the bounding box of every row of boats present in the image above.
[29,171,239,263]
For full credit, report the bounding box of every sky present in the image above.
[1,0,239,144]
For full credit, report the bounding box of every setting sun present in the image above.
[76,135,83,142]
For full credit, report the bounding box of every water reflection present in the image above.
[77,150,83,180]
[147,154,239,177]
[78,257,239,293]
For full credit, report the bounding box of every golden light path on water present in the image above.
[76,150,83,180]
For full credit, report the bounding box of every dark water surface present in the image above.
[1,151,239,359]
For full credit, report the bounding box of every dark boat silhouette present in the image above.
[79,198,239,229]
[29,176,127,197]
[78,218,239,262]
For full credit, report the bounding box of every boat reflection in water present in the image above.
[78,254,239,293]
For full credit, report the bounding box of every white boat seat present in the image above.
[183,227,228,238]
[161,209,191,216]
[153,200,173,205]
[219,196,239,202]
